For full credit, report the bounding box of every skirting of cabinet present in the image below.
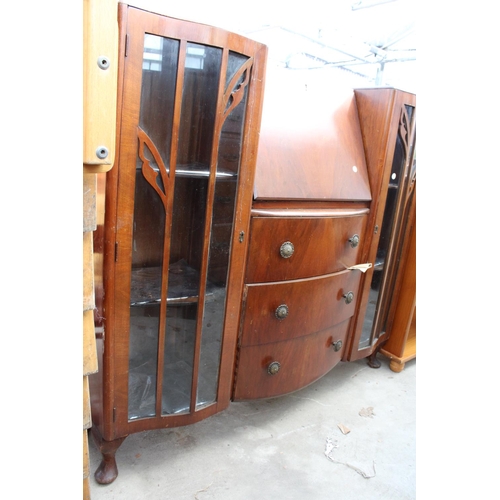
[233,320,350,400]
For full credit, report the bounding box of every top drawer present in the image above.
[245,209,369,283]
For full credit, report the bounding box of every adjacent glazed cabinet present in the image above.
[90,4,267,484]
[345,88,416,365]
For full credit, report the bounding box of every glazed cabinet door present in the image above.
[346,89,416,363]
[97,5,266,438]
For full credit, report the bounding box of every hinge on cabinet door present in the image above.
[113,408,117,422]
[239,231,245,243]
[124,34,129,57]
[115,242,118,262]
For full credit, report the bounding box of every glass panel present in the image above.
[128,35,180,420]
[380,140,416,335]
[196,52,250,408]
[358,105,413,350]
[161,43,223,415]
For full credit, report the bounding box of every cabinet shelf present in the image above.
[137,162,237,179]
[130,260,217,306]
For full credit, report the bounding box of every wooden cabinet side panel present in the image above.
[383,207,416,357]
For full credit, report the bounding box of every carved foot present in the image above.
[91,427,126,485]
[367,351,381,369]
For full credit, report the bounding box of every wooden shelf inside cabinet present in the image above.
[130,260,217,306]
[137,162,238,179]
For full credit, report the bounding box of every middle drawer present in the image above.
[239,269,362,347]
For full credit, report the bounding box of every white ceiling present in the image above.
[129,0,416,92]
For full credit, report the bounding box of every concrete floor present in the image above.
[88,356,416,500]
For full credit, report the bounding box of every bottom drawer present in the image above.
[233,319,350,400]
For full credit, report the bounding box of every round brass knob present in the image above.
[267,361,281,375]
[275,304,289,320]
[279,241,294,259]
[349,234,360,248]
[343,291,354,304]
[331,340,343,352]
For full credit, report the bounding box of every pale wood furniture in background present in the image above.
[380,197,416,372]
[83,0,118,497]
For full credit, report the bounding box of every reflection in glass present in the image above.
[161,43,222,415]
[196,52,250,408]
[128,35,179,420]
[358,105,415,350]
[128,36,250,417]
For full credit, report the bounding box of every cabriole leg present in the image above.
[367,350,382,368]
[91,427,127,485]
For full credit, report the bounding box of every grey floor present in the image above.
[88,355,416,500]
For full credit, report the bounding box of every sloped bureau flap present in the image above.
[253,69,371,201]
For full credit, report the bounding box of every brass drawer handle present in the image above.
[331,340,343,352]
[348,234,360,248]
[279,241,294,258]
[343,291,354,304]
[268,361,281,375]
[275,304,289,320]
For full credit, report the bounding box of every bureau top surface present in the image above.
[253,68,372,202]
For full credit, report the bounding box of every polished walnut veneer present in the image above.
[345,88,416,365]
[252,70,371,202]
[234,320,351,400]
[90,9,416,483]
[233,79,416,399]
[240,269,363,347]
[233,72,374,400]
[90,4,267,484]
[245,210,369,283]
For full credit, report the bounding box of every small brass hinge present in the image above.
[239,231,245,243]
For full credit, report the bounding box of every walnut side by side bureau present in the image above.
[89,6,416,484]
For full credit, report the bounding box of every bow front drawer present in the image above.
[245,209,368,283]
[234,320,350,400]
[240,269,362,347]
